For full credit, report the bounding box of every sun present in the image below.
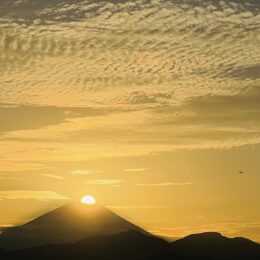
[81,195,96,205]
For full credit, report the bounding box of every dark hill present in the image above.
[1,203,260,260]
[2,230,260,260]
[169,232,260,260]
[8,230,169,260]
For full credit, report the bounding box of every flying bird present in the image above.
[238,171,245,174]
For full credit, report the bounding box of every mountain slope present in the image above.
[1,230,260,260]
[8,230,169,260]
[0,203,146,250]
[169,232,260,260]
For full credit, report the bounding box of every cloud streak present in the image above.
[0,190,68,201]
[84,179,123,185]
[123,168,147,172]
[41,174,63,180]
[70,169,93,175]
[136,182,192,186]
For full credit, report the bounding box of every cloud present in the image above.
[0,176,25,181]
[0,224,13,228]
[123,168,147,172]
[107,205,171,210]
[84,179,123,185]
[0,190,69,201]
[0,224,14,234]
[41,174,63,180]
[136,182,192,187]
[70,169,93,175]
[226,64,260,80]
[0,104,105,132]
[2,89,260,163]
[0,162,45,172]
[0,0,259,160]
[0,0,259,108]
[118,91,174,106]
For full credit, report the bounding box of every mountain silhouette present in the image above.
[0,202,146,250]
[6,230,168,260]
[2,230,259,260]
[0,204,260,259]
[168,232,260,260]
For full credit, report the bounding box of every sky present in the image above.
[0,0,260,241]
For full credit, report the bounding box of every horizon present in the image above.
[1,200,259,244]
[0,0,260,246]
[1,197,260,244]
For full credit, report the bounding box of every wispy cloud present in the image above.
[0,191,68,201]
[70,169,93,175]
[0,162,45,172]
[0,105,104,133]
[0,224,14,234]
[85,179,123,185]
[0,176,25,181]
[41,174,63,180]
[136,182,192,187]
[107,205,171,210]
[123,168,147,172]
[0,224,13,228]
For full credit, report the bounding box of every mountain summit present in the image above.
[0,202,146,250]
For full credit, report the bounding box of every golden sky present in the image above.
[0,0,260,242]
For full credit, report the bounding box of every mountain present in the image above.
[2,230,260,260]
[0,203,146,250]
[168,232,260,260]
[1,229,260,260]
[6,230,168,260]
[0,203,259,259]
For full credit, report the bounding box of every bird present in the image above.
[238,170,245,174]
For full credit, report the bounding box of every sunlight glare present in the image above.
[81,195,96,205]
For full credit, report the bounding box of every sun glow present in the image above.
[81,195,96,205]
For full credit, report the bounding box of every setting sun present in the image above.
[81,195,96,205]
[1,0,260,256]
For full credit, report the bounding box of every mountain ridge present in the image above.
[169,231,260,260]
[0,202,147,250]
[0,204,259,259]
[1,230,259,260]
